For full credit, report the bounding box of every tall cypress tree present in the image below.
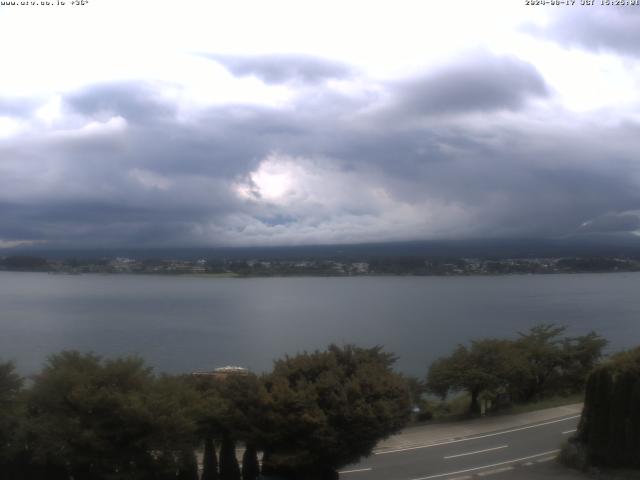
[219,435,241,480]
[241,444,260,480]
[577,346,640,468]
[202,437,219,480]
[42,462,69,480]
[177,450,199,480]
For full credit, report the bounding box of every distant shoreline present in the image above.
[3,253,640,278]
[1,268,639,279]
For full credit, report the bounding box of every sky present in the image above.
[2,0,640,248]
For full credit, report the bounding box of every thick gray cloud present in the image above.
[526,7,640,57]
[2,52,640,248]
[65,82,176,123]
[579,212,640,233]
[391,54,548,115]
[206,54,354,84]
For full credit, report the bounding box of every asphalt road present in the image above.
[339,414,581,480]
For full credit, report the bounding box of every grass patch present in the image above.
[496,393,583,416]
[409,393,472,425]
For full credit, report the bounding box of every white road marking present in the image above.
[522,461,534,466]
[562,429,577,435]
[408,449,560,480]
[477,466,514,476]
[338,467,372,474]
[444,445,508,459]
[376,415,580,455]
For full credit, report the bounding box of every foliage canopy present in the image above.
[426,324,607,414]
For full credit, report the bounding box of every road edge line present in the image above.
[409,449,560,480]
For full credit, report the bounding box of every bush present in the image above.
[416,410,434,422]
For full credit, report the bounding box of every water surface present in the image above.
[1,272,638,376]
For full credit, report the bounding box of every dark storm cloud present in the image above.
[579,213,640,233]
[3,51,640,248]
[321,119,640,238]
[0,202,45,240]
[0,202,214,247]
[527,7,640,57]
[392,54,548,115]
[206,54,354,84]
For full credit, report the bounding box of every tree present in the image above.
[560,331,608,394]
[427,325,608,413]
[512,325,607,401]
[146,375,201,458]
[177,450,199,480]
[257,344,410,480]
[189,374,226,474]
[218,377,262,480]
[219,434,241,480]
[241,444,260,480]
[202,436,219,480]
[427,339,521,414]
[25,351,199,479]
[404,376,427,407]
[511,324,568,402]
[573,346,640,468]
[0,362,25,477]
[216,373,268,446]
[190,373,263,480]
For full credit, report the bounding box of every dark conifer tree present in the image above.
[219,434,241,480]
[577,346,640,468]
[202,437,219,480]
[43,462,69,480]
[241,444,259,480]
[177,450,199,480]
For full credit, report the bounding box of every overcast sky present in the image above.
[2,0,640,248]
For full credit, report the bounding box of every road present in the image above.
[339,414,582,480]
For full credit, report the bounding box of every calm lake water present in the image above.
[1,271,639,376]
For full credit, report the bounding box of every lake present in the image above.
[1,271,639,376]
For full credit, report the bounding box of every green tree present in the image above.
[217,373,268,444]
[512,325,607,401]
[189,374,226,462]
[427,339,521,414]
[405,376,427,407]
[0,362,26,477]
[219,376,266,480]
[241,444,260,480]
[511,324,568,402]
[427,325,608,413]
[219,434,241,480]
[190,373,265,480]
[257,344,410,480]
[560,331,608,394]
[26,351,199,479]
[177,450,199,480]
[574,346,640,468]
[202,436,219,480]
